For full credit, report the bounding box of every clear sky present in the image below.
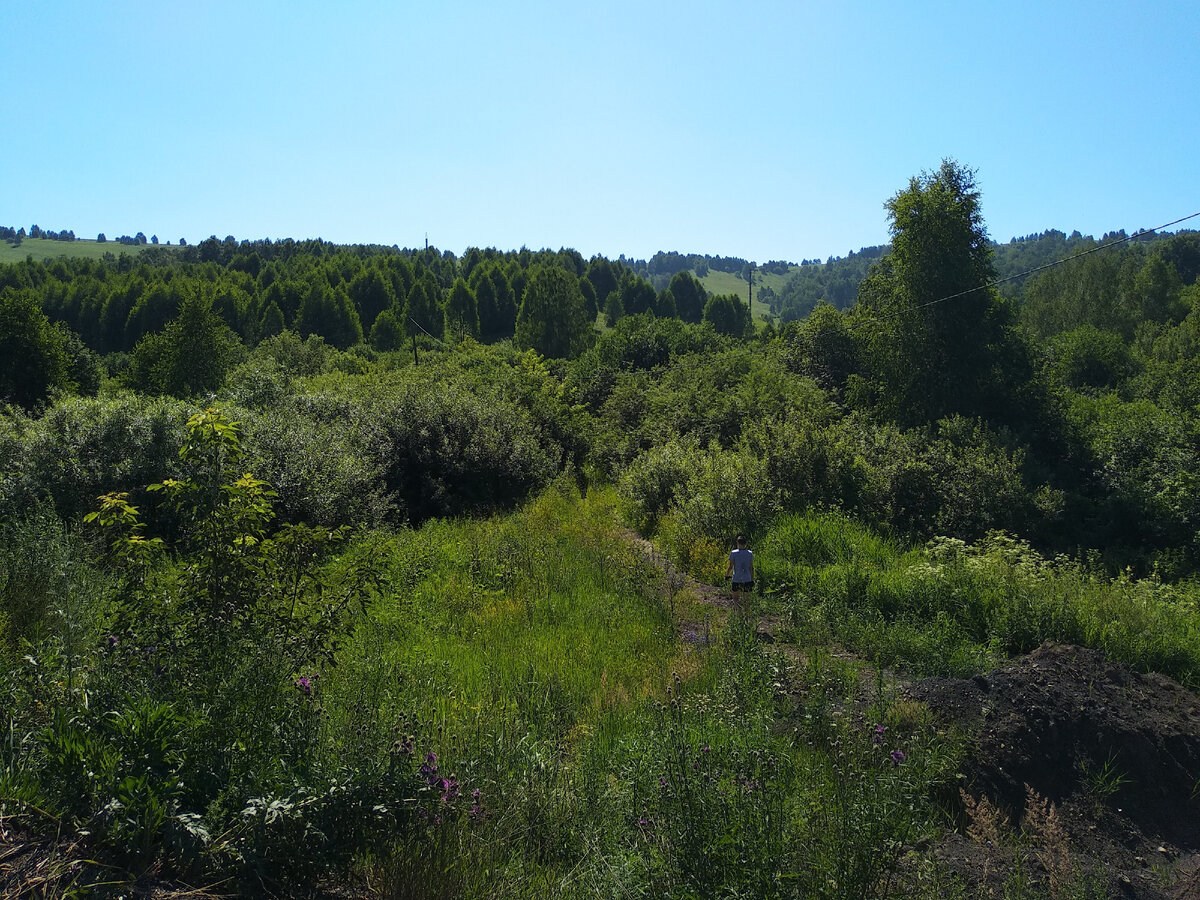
[4,1,1198,263]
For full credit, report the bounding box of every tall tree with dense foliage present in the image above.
[703,293,751,336]
[295,283,363,349]
[515,266,594,358]
[347,267,396,333]
[445,277,479,339]
[620,273,658,317]
[406,275,444,340]
[668,270,707,323]
[0,288,70,408]
[856,159,1029,425]
[369,308,405,350]
[128,291,242,397]
[586,256,620,309]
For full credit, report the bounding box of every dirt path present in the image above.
[620,526,1200,898]
[618,527,740,647]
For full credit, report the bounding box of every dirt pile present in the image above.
[908,643,1200,897]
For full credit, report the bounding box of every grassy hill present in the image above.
[697,266,800,320]
[0,238,174,264]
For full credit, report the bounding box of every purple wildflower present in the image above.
[439,776,460,803]
[106,635,118,648]
[890,749,906,767]
[295,676,312,697]
[873,724,886,745]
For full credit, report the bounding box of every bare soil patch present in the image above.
[908,643,1200,898]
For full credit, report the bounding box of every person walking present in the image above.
[726,535,754,593]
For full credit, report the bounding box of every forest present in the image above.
[4,160,1200,898]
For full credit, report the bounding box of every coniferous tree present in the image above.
[347,267,395,332]
[259,301,286,340]
[0,288,69,408]
[856,159,1030,425]
[128,291,240,397]
[515,266,594,358]
[586,256,619,309]
[703,293,751,336]
[656,288,678,319]
[406,277,444,340]
[604,291,625,328]
[668,270,707,323]
[620,274,657,316]
[445,277,479,339]
[296,283,363,349]
[370,308,405,351]
[489,266,517,337]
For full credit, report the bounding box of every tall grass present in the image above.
[313,487,962,898]
[759,509,1200,685]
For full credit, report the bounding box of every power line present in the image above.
[871,211,1200,323]
[622,209,1200,377]
[404,209,1200,380]
[408,316,446,345]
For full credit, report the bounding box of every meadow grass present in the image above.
[308,487,961,897]
[758,509,1200,685]
[698,267,796,319]
[0,238,173,263]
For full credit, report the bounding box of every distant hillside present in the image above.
[0,237,177,264]
[764,228,1187,322]
[698,267,797,321]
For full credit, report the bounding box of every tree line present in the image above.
[0,237,764,409]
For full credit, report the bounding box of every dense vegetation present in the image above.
[4,161,1200,896]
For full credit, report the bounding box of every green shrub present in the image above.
[0,392,189,522]
[240,403,390,528]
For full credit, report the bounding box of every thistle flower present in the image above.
[873,724,886,744]
[295,676,312,696]
[890,749,906,767]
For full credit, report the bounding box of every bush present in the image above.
[619,439,701,533]
[0,393,189,522]
[240,403,390,528]
[358,378,558,523]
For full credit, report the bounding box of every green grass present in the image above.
[698,267,799,320]
[316,485,955,897]
[758,509,1200,685]
[0,474,963,897]
[0,238,177,263]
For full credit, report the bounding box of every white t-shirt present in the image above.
[730,548,753,583]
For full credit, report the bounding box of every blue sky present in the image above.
[5,1,1198,262]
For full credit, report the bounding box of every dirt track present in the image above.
[628,529,1200,898]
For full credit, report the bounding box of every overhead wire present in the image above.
[402,210,1200,379]
[642,209,1200,374]
[869,211,1200,323]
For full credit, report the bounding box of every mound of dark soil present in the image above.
[908,643,1200,898]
